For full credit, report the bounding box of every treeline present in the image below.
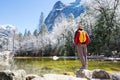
[9,0,120,57]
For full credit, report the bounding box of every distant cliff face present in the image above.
[45,0,85,31]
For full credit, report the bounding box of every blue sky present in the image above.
[0,0,75,34]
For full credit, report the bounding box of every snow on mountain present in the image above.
[0,24,17,50]
[45,0,85,31]
[0,24,18,40]
[0,24,17,37]
[0,24,17,31]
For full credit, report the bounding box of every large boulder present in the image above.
[26,74,88,80]
[92,69,111,79]
[30,77,45,80]
[0,69,26,80]
[0,70,14,80]
[75,69,92,80]
[112,74,120,80]
[26,74,40,80]
[43,74,87,80]
[12,69,26,80]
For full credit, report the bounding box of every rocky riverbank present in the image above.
[0,69,120,80]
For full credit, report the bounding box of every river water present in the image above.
[13,57,120,76]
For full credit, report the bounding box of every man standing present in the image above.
[74,24,90,69]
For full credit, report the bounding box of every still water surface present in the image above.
[13,57,120,75]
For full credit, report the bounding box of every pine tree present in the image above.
[38,12,44,33]
[27,30,31,37]
[33,29,38,37]
[24,29,27,38]
[40,23,48,36]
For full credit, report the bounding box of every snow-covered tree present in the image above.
[40,23,48,36]
[85,0,120,56]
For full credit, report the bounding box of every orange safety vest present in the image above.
[78,30,87,43]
